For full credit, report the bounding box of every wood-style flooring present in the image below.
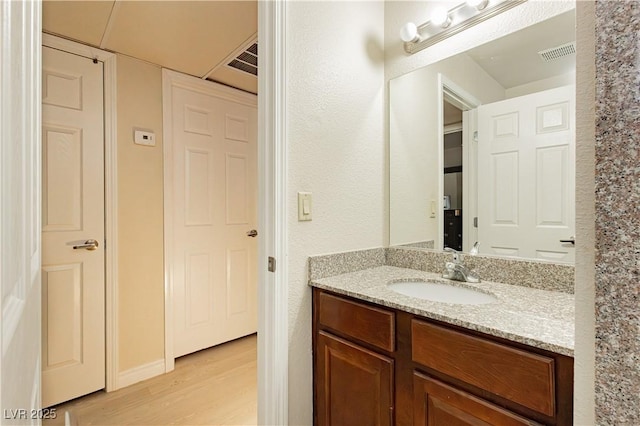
[43,334,257,426]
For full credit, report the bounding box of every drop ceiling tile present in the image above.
[104,1,257,78]
[43,0,115,47]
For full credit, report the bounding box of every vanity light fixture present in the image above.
[431,6,452,28]
[400,22,421,43]
[401,0,527,55]
[466,0,489,10]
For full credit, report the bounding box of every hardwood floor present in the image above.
[43,334,257,426]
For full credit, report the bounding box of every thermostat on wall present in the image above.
[134,130,156,147]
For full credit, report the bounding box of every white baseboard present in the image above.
[116,359,165,389]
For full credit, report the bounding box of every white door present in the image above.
[41,46,105,407]
[1,1,42,421]
[167,73,258,358]
[478,85,575,262]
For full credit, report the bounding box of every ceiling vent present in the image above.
[538,42,576,62]
[227,42,258,76]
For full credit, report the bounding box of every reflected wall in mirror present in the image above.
[390,8,576,264]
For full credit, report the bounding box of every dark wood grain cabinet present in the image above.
[313,288,573,426]
[413,373,534,426]
[316,331,394,426]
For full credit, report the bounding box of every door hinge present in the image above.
[473,217,478,228]
[268,256,276,273]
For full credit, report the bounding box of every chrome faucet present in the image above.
[442,246,481,283]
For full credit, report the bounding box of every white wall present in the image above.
[286,2,385,424]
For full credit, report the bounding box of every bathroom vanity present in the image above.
[310,265,574,426]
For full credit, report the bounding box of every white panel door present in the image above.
[41,47,105,407]
[170,79,257,358]
[478,85,575,262]
[1,1,42,422]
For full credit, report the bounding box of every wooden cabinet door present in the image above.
[316,331,394,426]
[413,373,536,426]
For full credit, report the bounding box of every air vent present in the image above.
[538,42,576,62]
[227,42,258,76]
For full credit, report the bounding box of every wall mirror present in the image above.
[390,8,576,264]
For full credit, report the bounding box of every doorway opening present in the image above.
[438,77,480,254]
[442,99,463,251]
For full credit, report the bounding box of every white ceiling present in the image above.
[466,9,576,89]
[42,1,258,94]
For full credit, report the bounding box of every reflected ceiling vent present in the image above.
[227,42,258,76]
[538,42,576,62]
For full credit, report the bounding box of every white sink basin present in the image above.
[387,280,497,305]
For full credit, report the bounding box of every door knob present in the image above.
[246,230,258,238]
[73,239,99,250]
[559,236,575,245]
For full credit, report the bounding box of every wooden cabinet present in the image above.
[316,331,394,426]
[314,292,396,426]
[412,319,555,417]
[413,373,534,426]
[313,288,573,426]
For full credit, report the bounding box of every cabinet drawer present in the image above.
[412,319,555,417]
[318,292,395,352]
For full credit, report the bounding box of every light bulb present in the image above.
[466,0,489,10]
[400,22,420,43]
[431,6,452,28]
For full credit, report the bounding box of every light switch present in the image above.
[298,192,312,221]
[430,200,436,218]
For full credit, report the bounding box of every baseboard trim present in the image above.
[116,359,165,389]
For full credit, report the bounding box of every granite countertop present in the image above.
[310,265,575,356]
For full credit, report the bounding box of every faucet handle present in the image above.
[469,242,480,256]
[444,247,463,263]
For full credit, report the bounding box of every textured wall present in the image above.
[286,2,386,424]
[594,1,640,423]
[116,55,165,372]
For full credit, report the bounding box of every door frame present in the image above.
[437,74,480,252]
[257,1,289,423]
[41,34,120,392]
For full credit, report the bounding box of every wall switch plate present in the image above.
[298,192,312,221]
[430,200,436,218]
[134,130,156,147]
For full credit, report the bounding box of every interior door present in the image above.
[41,46,105,407]
[169,76,258,358]
[477,85,575,263]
